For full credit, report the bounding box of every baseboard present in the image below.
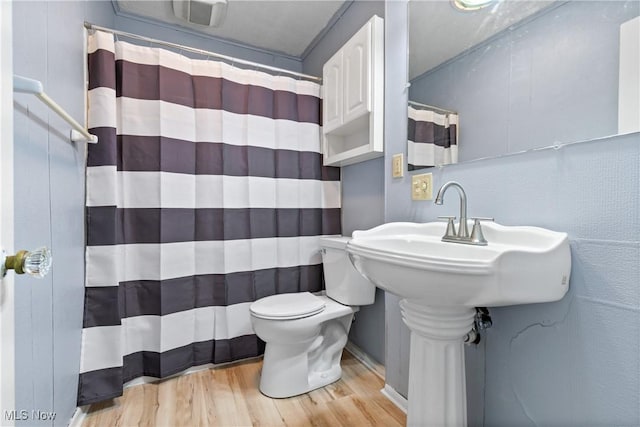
[344,342,407,414]
[345,341,385,380]
[68,405,89,427]
[380,384,408,414]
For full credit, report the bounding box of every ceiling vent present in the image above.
[172,0,228,28]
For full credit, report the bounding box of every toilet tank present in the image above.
[320,236,375,306]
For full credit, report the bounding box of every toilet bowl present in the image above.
[249,236,375,398]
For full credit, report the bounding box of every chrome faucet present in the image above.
[434,181,492,245]
[435,181,469,238]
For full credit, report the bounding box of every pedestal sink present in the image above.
[347,221,571,426]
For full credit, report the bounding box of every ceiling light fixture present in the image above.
[452,0,496,11]
[172,0,228,28]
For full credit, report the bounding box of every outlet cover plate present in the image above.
[412,173,433,201]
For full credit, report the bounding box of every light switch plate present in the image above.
[412,173,433,201]
[392,153,404,178]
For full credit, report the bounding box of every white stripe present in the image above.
[86,168,340,209]
[87,94,322,152]
[408,140,458,167]
[80,325,122,373]
[88,87,117,129]
[86,165,118,208]
[114,40,320,97]
[88,30,114,55]
[95,96,321,153]
[86,236,324,286]
[117,98,197,141]
[450,144,459,163]
[408,106,459,127]
[195,108,321,153]
[80,303,254,374]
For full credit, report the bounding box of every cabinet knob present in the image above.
[1,247,52,278]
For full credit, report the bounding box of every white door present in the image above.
[342,22,371,124]
[0,1,16,424]
[322,50,343,133]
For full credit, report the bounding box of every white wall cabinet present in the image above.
[322,15,383,167]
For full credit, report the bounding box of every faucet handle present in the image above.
[470,217,493,246]
[470,217,494,222]
[437,216,457,238]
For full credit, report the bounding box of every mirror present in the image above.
[407,0,640,170]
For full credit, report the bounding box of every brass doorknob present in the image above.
[1,247,52,278]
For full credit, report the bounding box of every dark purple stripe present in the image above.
[88,49,116,91]
[86,127,118,168]
[77,366,123,406]
[86,207,341,245]
[408,118,457,148]
[104,58,320,124]
[77,335,264,406]
[82,264,325,327]
[122,335,265,383]
[82,286,121,328]
[86,134,340,181]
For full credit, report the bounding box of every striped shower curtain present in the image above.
[407,105,458,170]
[78,30,341,405]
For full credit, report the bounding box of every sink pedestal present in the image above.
[400,300,476,427]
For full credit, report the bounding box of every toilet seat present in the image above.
[250,292,326,320]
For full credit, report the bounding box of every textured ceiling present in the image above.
[116,0,348,58]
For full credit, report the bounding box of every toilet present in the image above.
[249,236,375,398]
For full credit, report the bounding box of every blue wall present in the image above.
[12,2,305,425]
[13,3,115,425]
[413,133,640,426]
[113,10,303,72]
[384,1,640,424]
[409,1,639,162]
[303,0,387,366]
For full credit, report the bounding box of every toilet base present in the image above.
[259,343,345,398]
[258,315,352,398]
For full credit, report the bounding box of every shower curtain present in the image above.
[78,30,341,405]
[407,105,458,170]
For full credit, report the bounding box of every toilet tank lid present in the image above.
[320,235,350,250]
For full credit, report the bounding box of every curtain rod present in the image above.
[84,22,322,83]
[408,100,457,115]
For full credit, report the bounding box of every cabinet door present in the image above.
[342,22,371,124]
[322,50,343,133]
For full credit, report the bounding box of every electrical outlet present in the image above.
[392,153,404,178]
[412,173,433,201]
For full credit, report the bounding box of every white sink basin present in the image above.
[347,221,571,307]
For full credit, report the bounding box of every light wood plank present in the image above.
[83,351,406,427]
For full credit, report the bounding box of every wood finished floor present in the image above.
[82,351,406,427]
